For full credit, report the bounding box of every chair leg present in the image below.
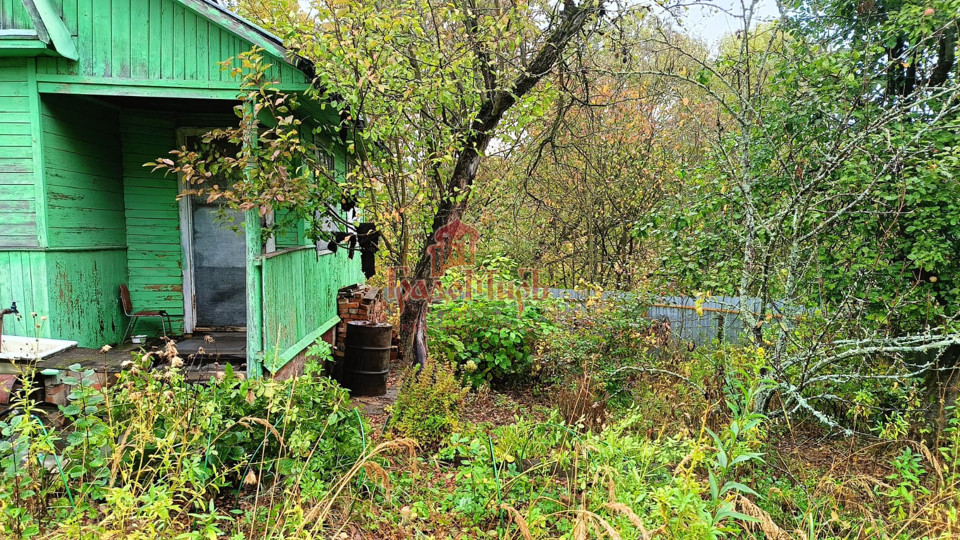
[159,315,167,338]
[121,316,138,345]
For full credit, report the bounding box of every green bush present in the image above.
[428,297,557,387]
[0,346,367,537]
[388,361,469,448]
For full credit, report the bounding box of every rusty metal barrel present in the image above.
[342,321,392,396]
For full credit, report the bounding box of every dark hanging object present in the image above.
[357,222,380,279]
[327,240,338,253]
[347,234,357,258]
[341,193,357,213]
[333,231,357,258]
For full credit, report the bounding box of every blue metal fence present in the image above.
[545,289,788,348]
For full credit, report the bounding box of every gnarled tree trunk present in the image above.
[398,1,603,366]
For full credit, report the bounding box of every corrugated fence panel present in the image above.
[546,290,783,347]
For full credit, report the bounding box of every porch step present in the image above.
[176,332,246,359]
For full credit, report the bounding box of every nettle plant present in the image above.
[427,259,558,387]
[149,48,345,244]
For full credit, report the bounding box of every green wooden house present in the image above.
[0,0,365,377]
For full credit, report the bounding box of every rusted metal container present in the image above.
[343,321,392,396]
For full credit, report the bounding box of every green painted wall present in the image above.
[29,94,130,347]
[120,108,237,336]
[0,58,39,249]
[1,90,134,347]
[0,249,127,346]
[0,0,307,91]
[0,1,33,30]
[45,249,127,346]
[261,248,364,372]
[0,251,50,338]
[41,94,125,247]
[120,109,182,335]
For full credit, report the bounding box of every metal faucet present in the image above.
[0,302,17,317]
[0,302,18,353]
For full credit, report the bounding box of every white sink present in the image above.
[0,335,78,361]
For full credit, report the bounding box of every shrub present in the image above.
[428,297,557,387]
[0,342,367,537]
[388,361,469,448]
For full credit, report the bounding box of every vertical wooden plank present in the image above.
[231,36,242,78]
[26,59,46,249]
[111,0,130,77]
[160,0,173,79]
[243,100,263,378]
[183,9,196,80]
[91,0,111,77]
[208,22,220,82]
[77,0,92,76]
[220,30,232,82]
[172,3,183,80]
[196,18,207,83]
[20,252,35,334]
[147,0,160,80]
[63,0,77,35]
[0,253,11,315]
[130,0,149,78]
[9,251,25,324]
[0,253,8,309]
[25,252,44,337]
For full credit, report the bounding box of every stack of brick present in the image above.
[335,285,397,367]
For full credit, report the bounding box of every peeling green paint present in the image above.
[261,248,364,373]
[0,0,361,355]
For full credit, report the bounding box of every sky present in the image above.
[664,0,782,49]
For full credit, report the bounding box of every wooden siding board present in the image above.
[261,248,364,371]
[207,19,220,81]
[129,1,148,78]
[120,108,183,334]
[111,0,131,77]
[147,0,160,79]
[0,0,35,30]
[46,249,128,346]
[62,0,76,36]
[91,0,110,77]
[172,3,184,80]
[0,251,49,338]
[0,157,34,171]
[184,8,196,80]
[1,95,30,110]
[41,94,125,248]
[160,0,173,79]
[195,17,207,82]
[0,58,38,248]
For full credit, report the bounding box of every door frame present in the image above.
[176,127,219,334]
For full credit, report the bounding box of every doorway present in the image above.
[178,130,246,332]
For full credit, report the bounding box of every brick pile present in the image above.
[334,285,400,367]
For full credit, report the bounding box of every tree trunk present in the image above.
[396,2,602,366]
[399,147,485,366]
